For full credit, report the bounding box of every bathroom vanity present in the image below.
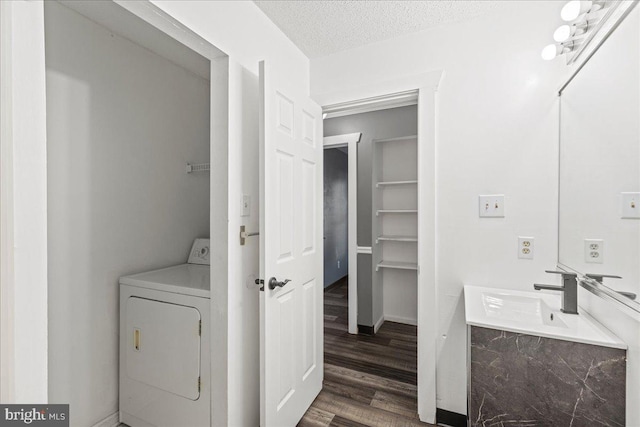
[465,286,626,426]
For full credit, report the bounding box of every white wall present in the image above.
[312,1,569,415]
[144,2,310,425]
[44,3,210,426]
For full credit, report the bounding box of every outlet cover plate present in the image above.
[518,236,534,259]
[621,192,640,219]
[479,194,505,218]
[584,239,604,264]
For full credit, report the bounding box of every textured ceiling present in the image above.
[254,0,501,58]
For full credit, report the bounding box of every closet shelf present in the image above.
[377,235,418,243]
[373,135,418,144]
[376,260,418,271]
[376,209,418,216]
[376,180,418,188]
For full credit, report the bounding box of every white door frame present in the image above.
[0,0,49,403]
[323,132,361,335]
[315,69,443,424]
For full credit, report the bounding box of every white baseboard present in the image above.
[384,314,418,326]
[92,412,119,427]
[374,315,385,333]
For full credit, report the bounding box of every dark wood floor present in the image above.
[298,277,434,427]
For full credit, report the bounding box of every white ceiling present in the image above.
[254,0,501,58]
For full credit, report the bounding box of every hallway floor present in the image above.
[298,278,433,427]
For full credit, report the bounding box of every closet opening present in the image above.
[305,100,422,423]
[43,2,228,426]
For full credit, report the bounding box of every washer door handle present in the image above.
[134,328,141,351]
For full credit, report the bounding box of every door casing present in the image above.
[323,132,361,334]
[316,72,442,423]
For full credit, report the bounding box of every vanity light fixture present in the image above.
[541,40,580,61]
[553,25,573,42]
[542,44,562,60]
[542,0,610,61]
[553,21,592,43]
[561,0,604,22]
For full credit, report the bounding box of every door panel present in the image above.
[276,151,295,262]
[301,159,316,255]
[259,60,323,426]
[301,279,317,380]
[275,289,295,409]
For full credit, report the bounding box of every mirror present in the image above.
[559,4,640,312]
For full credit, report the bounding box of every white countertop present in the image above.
[464,285,626,350]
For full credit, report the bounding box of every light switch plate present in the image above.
[241,194,251,217]
[621,192,640,219]
[479,195,505,218]
[584,239,603,264]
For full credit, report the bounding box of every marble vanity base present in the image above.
[469,326,626,427]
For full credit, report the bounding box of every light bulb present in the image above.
[541,44,560,61]
[561,0,592,22]
[553,25,572,42]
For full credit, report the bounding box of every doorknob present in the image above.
[269,277,291,290]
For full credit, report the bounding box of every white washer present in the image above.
[119,262,210,427]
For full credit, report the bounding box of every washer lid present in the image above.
[120,264,210,298]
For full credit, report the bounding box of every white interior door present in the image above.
[259,60,323,427]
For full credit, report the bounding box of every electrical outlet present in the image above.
[518,236,534,259]
[584,239,604,264]
[337,260,341,269]
[479,195,505,218]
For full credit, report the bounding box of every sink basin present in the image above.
[481,292,568,328]
[465,285,626,349]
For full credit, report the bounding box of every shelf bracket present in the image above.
[186,163,210,173]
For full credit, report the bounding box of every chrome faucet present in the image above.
[534,270,579,314]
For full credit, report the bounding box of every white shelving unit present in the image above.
[371,135,418,327]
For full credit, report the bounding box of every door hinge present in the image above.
[198,320,202,336]
[198,376,201,393]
